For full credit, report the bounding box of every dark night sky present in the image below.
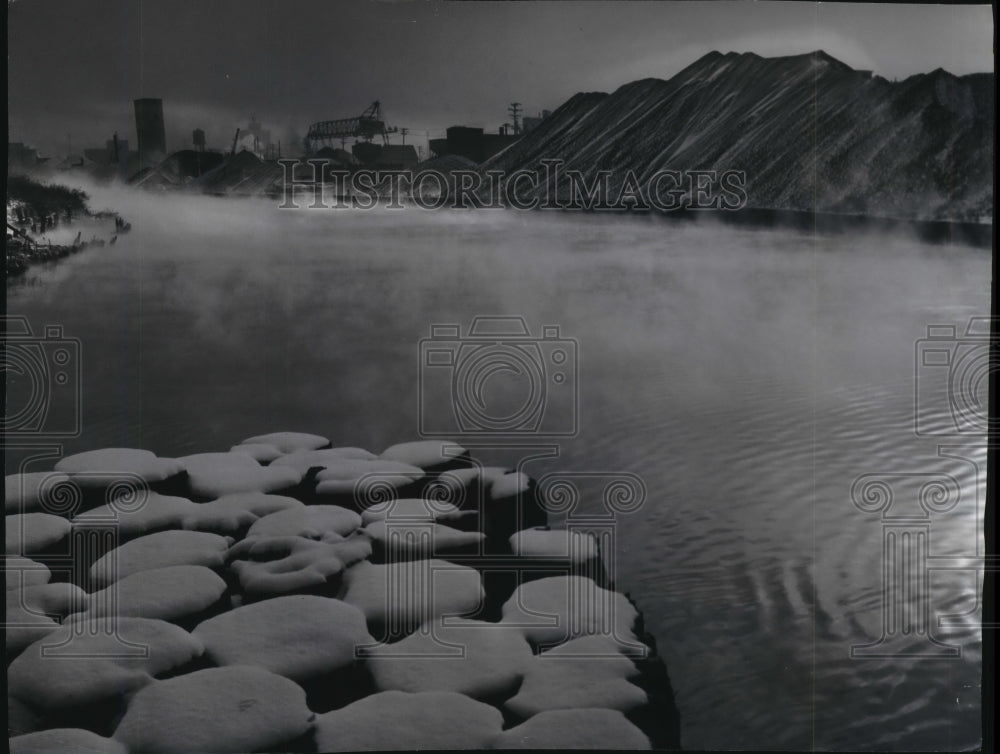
[7,0,994,157]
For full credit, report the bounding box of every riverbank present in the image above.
[6,436,682,751]
[6,175,129,278]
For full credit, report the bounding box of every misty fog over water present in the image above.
[6,190,988,750]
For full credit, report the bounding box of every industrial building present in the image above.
[428,126,520,164]
[134,98,167,161]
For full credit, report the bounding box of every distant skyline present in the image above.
[8,1,995,157]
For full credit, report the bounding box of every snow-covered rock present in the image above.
[272,447,378,475]
[6,582,87,619]
[9,617,203,711]
[341,560,483,636]
[504,640,646,718]
[314,459,425,497]
[239,431,329,453]
[366,618,533,699]
[193,595,373,682]
[228,442,284,463]
[89,530,232,587]
[228,534,372,599]
[3,555,51,590]
[379,440,469,470]
[500,575,639,646]
[488,708,651,749]
[245,504,361,540]
[72,492,201,541]
[10,728,127,754]
[313,691,503,751]
[5,471,72,514]
[112,666,314,754]
[5,513,71,554]
[54,448,182,487]
[360,497,470,526]
[178,452,302,498]
[82,565,227,623]
[364,519,484,560]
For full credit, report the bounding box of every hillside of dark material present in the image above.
[485,50,994,223]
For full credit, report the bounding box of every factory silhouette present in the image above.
[7,97,552,195]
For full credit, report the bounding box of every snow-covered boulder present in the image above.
[488,708,651,749]
[245,504,362,540]
[72,492,201,541]
[82,565,227,623]
[6,582,87,619]
[504,639,646,718]
[228,442,284,463]
[54,448,182,487]
[314,459,424,497]
[3,555,51,590]
[366,618,533,699]
[9,617,203,711]
[313,691,503,751]
[177,452,302,499]
[272,447,378,475]
[89,530,232,587]
[364,519,484,561]
[5,513,71,554]
[5,471,72,514]
[193,595,373,682]
[500,575,639,646]
[112,666,314,754]
[227,534,372,599]
[238,431,329,453]
[379,440,469,470]
[10,728,128,754]
[341,560,483,637]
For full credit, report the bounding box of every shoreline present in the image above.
[6,438,683,751]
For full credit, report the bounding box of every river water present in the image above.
[6,191,988,750]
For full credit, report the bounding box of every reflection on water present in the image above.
[5,191,988,750]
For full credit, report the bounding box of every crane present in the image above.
[305,101,398,153]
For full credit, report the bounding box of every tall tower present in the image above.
[134,98,166,160]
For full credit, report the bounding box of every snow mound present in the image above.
[500,575,639,646]
[89,530,232,587]
[360,497,469,526]
[364,519,484,560]
[180,492,304,535]
[272,447,378,475]
[228,443,284,463]
[341,560,483,635]
[505,642,646,718]
[314,459,424,497]
[83,565,227,623]
[239,431,330,453]
[5,603,58,657]
[10,728,127,754]
[366,618,533,699]
[488,708,651,749]
[54,448,182,487]
[5,472,72,514]
[246,504,362,540]
[228,533,372,599]
[5,513,71,554]
[6,582,87,618]
[178,452,303,498]
[380,440,469,470]
[193,595,373,682]
[4,556,51,590]
[9,617,203,710]
[314,690,503,751]
[112,665,314,754]
[73,492,200,541]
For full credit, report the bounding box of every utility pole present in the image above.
[507,102,522,135]
[400,127,408,145]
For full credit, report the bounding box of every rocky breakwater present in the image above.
[5,434,682,752]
